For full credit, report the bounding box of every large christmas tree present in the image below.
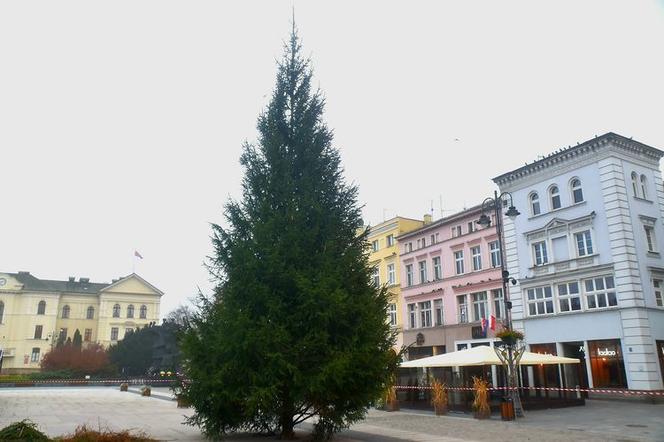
[181,27,397,440]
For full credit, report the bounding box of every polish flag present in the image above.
[134,251,143,259]
[489,315,496,331]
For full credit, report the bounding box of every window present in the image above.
[140,305,147,319]
[557,281,581,312]
[492,289,504,319]
[406,264,414,287]
[406,242,413,253]
[584,276,617,309]
[645,226,657,253]
[371,267,380,287]
[527,286,554,316]
[371,240,379,252]
[654,280,663,307]
[125,328,134,336]
[530,192,541,216]
[489,241,501,268]
[471,292,488,321]
[457,295,468,323]
[433,256,442,280]
[533,241,548,266]
[434,299,443,326]
[61,305,70,319]
[34,325,43,339]
[37,300,46,315]
[408,303,417,329]
[0,301,3,323]
[387,263,396,285]
[110,327,119,341]
[549,185,561,210]
[430,234,436,245]
[59,328,68,341]
[467,222,475,234]
[454,250,464,275]
[86,306,95,320]
[388,303,397,326]
[419,300,432,327]
[421,237,426,248]
[112,304,121,318]
[451,225,462,238]
[127,304,135,319]
[418,261,427,284]
[471,246,482,271]
[575,230,593,257]
[30,348,40,363]
[84,328,92,342]
[386,234,395,247]
[641,175,648,199]
[631,172,639,197]
[571,178,584,203]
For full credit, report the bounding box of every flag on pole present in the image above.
[489,315,496,331]
[134,251,143,259]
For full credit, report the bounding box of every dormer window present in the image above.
[530,192,541,216]
[549,186,561,210]
[571,178,584,203]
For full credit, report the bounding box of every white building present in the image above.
[494,132,664,391]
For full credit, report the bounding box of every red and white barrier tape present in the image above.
[395,385,664,396]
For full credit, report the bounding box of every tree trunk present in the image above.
[279,413,295,440]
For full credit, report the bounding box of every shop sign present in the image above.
[597,348,617,357]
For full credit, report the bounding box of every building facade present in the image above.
[398,206,505,360]
[367,216,424,350]
[0,272,162,374]
[494,132,664,391]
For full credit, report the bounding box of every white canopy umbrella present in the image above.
[400,345,579,368]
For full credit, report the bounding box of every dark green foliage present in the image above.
[107,323,180,376]
[181,27,397,440]
[72,329,82,349]
[0,420,50,440]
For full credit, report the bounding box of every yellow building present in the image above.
[366,216,426,350]
[0,271,162,374]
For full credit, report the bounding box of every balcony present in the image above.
[531,254,598,276]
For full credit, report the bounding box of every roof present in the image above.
[5,272,161,295]
[492,132,664,187]
[397,204,484,240]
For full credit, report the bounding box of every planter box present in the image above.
[120,383,129,392]
[434,404,448,416]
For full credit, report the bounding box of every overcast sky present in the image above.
[1,1,663,316]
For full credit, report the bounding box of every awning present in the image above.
[400,345,579,368]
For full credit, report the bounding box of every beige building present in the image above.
[0,271,162,374]
[366,216,426,350]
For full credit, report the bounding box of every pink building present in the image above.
[398,205,505,359]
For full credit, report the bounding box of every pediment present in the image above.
[101,273,163,296]
[0,274,24,291]
[525,211,596,240]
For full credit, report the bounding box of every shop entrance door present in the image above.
[562,342,589,397]
[657,341,664,386]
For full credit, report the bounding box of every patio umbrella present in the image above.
[400,345,579,368]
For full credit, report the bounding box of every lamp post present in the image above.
[477,190,524,418]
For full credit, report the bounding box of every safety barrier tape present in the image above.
[394,385,664,396]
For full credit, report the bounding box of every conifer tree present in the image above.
[181,26,397,440]
[72,329,82,349]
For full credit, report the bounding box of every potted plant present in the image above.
[496,329,524,346]
[119,382,128,392]
[472,377,491,419]
[431,380,448,416]
[140,385,151,397]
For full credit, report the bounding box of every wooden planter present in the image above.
[434,404,448,416]
[141,386,151,397]
[473,409,491,419]
[120,383,128,392]
[384,400,399,412]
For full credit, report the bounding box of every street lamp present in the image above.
[477,190,523,419]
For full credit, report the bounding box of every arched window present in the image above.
[86,306,95,320]
[127,304,135,318]
[640,174,648,200]
[37,300,46,315]
[139,305,147,319]
[549,185,561,210]
[571,178,584,203]
[530,192,541,216]
[61,305,70,319]
[112,304,121,318]
[0,301,4,323]
[631,172,639,197]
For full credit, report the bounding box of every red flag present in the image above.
[489,315,496,331]
[134,251,143,259]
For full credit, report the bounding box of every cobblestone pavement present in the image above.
[0,388,662,441]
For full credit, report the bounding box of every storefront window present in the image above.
[588,339,627,388]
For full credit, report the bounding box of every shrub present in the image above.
[56,425,157,441]
[0,420,50,440]
[41,343,112,376]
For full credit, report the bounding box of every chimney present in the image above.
[423,214,433,225]
[79,277,90,283]
[18,271,30,275]
[68,277,75,282]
